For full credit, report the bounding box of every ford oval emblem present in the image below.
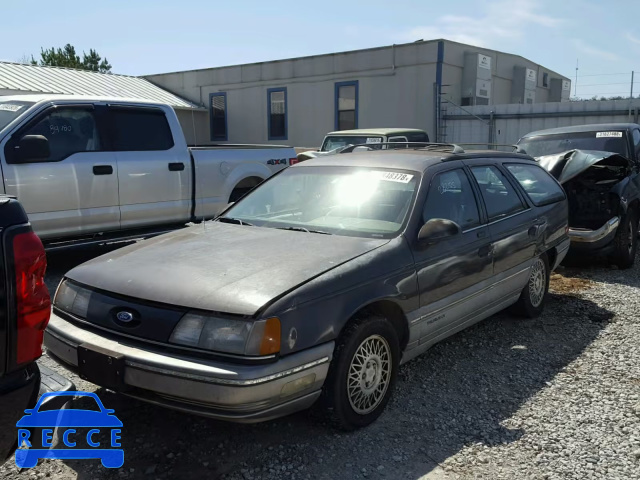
[116,311,134,323]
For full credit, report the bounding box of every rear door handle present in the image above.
[528,221,547,237]
[93,165,113,175]
[168,162,185,171]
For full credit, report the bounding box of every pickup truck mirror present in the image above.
[418,218,461,243]
[17,135,50,162]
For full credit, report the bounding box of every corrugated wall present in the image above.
[444,99,640,146]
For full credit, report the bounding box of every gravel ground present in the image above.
[1,245,638,480]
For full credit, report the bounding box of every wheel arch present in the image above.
[341,299,410,352]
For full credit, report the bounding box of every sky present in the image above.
[1,0,639,99]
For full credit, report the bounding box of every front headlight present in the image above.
[54,279,92,318]
[169,312,281,356]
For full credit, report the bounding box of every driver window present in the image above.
[423,169,480,230]
[20,108,101,162]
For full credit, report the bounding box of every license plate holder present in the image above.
[77,343,126,391]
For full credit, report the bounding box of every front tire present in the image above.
[512,253,550,318]
[321,315,400,430]
[610,211,638,269]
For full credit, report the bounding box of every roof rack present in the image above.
[337,142,466,154]
[457,143,528,154]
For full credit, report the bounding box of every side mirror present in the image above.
[418,218,461,243]
[17,135,50,162]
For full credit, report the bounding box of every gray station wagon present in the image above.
[45,145,570,429]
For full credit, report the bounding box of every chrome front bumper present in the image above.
[44,314,333,423]
[569,216,619,243]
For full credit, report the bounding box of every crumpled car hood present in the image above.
[65,223,388,316]
[536,149,631,184]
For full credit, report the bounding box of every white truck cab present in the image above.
[0,95,296,245]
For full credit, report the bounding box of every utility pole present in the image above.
[631,71,635,99]
[574,59,578,97]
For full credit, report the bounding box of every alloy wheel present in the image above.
[347,335,392,415]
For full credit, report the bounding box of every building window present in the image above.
[209,92,227,141]
[268,87,287,140]
[335,80,358,131]
[542,73,549,88]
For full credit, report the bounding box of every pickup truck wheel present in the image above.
[511,253,550,318]
[610,212,638,269]
[320,315,400,430]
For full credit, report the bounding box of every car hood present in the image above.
[536,149,632,184]
[66,223,388,316]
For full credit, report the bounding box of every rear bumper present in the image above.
[568,217,619,251]
[0,364,74,466]
[44,314,333,423]
[552,238,571,270]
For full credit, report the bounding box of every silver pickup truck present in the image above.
[0,95,296,246]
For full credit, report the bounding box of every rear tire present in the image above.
[512,253,550,318]
[320,315,400,430]
[610,211,638,269]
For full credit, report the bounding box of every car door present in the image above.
[412,165,493,345]
[467,162,537,295]
[108,106,191,229]
[1,104,119,240]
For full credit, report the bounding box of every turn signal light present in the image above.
[260,317,281,355]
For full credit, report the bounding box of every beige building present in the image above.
[145,39,570,147]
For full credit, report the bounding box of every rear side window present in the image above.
[505,163,565,206]
[470,165,525,221]
[407,132,429,143]
[110,108,174,151]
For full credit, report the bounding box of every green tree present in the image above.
[31,44,112,73]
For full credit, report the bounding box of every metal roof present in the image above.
[0,61,199,110]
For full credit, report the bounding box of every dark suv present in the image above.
[44,146,569,430]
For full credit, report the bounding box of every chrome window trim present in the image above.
[487,208,532,226]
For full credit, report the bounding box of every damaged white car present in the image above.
[518,124,640,268]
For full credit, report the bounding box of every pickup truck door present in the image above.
[108,106,192,229]
[0,104,119,240]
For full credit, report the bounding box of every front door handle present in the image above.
[93,165,113,175]
[168,162,185,171]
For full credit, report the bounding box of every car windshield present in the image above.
[221,166,420,238]
[320,135,383,151]
[0,100,34,132]
[518,131,630,158]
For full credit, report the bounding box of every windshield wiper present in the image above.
[217,217,254,226]
[276,226,332,235]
